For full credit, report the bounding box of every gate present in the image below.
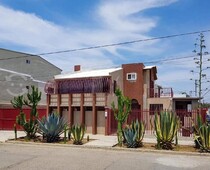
[0,108,46,130]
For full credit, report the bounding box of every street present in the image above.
[0,143,210,170]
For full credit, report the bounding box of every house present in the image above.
[45,63,200,135]
[45,63,170,135]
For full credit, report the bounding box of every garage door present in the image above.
[97,111,105,134]
[85,111,92,133]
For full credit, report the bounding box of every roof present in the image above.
[143,65,156,69]
[54,67,122,79]
[172,97,201,100]
[0,48,62,72]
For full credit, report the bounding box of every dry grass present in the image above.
[115,142,200,153]
[142,143,199,152]
[9,136,92,145]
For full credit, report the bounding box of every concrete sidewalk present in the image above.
[0,130,194,147]
[0,130,25,142]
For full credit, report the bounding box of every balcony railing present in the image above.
[148,88,173,98]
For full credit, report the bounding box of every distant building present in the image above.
[0,48,62,106]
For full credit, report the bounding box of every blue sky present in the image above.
[0,0,210,102]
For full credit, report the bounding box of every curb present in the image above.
[3,140,210,157]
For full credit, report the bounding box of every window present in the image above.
[127,73,137,81]
[149,104,163,115]
[26,59,30,64]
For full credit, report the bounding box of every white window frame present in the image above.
[126,73,137,81]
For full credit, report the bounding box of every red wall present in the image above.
[0,108,46,130]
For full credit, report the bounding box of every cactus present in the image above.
[195,124,210,152]
[71,124,86,145]
[14,123,17,140]
[37,113,67,143]
[11,86,41,139]
[154,111,179,150]
[111,88,131,147]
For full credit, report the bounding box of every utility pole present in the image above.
[191,33,209,108]
[198,33,204,106]
[195,79,197,97]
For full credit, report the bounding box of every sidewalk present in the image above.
[0,130,25,142]
[0,130,194,146]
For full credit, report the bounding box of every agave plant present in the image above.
[71,124,86,145]
[131,119,145,147]
[154,111,179,150]
[37,113,67,143]
[192,114,204,148]
[123,126,138,148]
[195,124,210,152]
[123,120,145,148]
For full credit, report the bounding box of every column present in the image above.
[68,94,73,126]
[105,107,109,136]
[92,93,97,134]
[57,94,61,114]
[46,94,50,116]
[80,94,85,125]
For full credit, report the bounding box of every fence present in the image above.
[108,109,207,137]
[0,108,46,130]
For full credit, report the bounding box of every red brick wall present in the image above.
[122,63,144,108]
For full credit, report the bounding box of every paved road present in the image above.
[0,143,209,170]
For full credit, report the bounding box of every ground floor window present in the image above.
[149,104,163,115]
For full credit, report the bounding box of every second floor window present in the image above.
[127,73,137,81]
[26,59,30,64]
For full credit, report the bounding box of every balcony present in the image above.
[148,88,173,98]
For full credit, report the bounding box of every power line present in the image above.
[0,29,210,61]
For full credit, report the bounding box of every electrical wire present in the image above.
[0,29,210,61]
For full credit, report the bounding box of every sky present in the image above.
[0,0,210,102]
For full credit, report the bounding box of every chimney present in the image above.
[74,65,81,72]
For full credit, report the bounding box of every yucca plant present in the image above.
[123,120,145,148]
[71,124,86,145]
[195,124,210,152]
[37,113,67,143]
[154,111,179,150]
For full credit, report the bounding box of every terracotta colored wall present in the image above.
[122,63,144,108]
[0,108,46,130]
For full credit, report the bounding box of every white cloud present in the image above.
[0,1,178,72]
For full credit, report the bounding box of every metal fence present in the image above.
[109,109,207,137]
